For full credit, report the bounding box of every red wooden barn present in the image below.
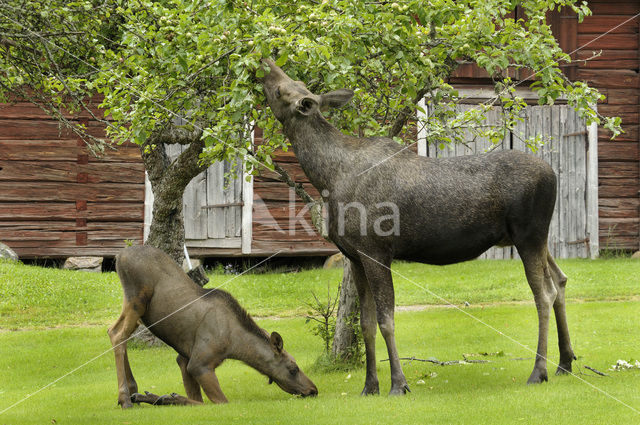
[0,0,638,259]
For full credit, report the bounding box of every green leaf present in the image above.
[275,52,288,67]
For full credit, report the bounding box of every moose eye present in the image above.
[289,366,299,376]
[275,87,281,99]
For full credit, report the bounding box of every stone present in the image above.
[182,257,203,271]
[323,252,344,269]
[0,242,18,262]
[632,251,640,260]
[63,256,103,272]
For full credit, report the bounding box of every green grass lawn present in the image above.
[1,258,638,328]
[0,258,639,424]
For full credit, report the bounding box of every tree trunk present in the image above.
[141,129,207,264]
[331,257,361,362]
[133,127,207,345]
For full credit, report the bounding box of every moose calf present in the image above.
[108,245,317,408]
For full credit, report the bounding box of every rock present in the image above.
[62,256,103,272]
[182,257,203,271]
[632,251,640,260]
[323,252,344,269]
[0,242,19,261]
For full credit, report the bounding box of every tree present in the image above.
[1,0,621,355]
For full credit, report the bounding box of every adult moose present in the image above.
[258,59,575,396]
[108,245,317,408]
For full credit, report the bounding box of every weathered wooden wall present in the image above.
[451,0,640,251]
[577,1,639,251]
[0,100,145,258]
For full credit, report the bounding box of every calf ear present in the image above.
[270,332,284,353]
[320,89,354,110]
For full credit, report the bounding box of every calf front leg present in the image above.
[177,354,203,402]
[186,344,228,404]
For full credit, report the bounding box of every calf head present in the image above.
[259,59,354,123]
[266,331,318,397]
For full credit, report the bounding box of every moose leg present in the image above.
[177,354,204,402]
[519,247,557,384]
[547,253,576,375]
[350,259,380,395]
[360,254,409,395]
[107,303,142,408]
[186,344,228,404]
[123,349,138,395]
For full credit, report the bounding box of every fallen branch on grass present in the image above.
[381,356,490,366]
[584,365,609,377]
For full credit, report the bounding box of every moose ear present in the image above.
[270,332,284,353]
[320,89,354,110]
[296,97,319,116]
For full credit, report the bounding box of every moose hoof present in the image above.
[360,383,380,396]
[389,383,411,396]
[555,364,573,375]
[526,370,549,384]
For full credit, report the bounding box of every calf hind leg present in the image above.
[548,253,576,375]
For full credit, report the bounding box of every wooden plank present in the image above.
[186,238,241,249]
[598,124,638,142]
[0,161,76,182]
[603,89,640,105]
[598,104,639,125]
[0,202,143,222]
[598,141,639,161]
[0,139,78,161]
[206,161,226,239]
[80,162,145,184]
[0,161,145,185]
[577,69,640,88]
[598,178,640,197]
[254,183,320,203]
[599,198,639,219]
[588,2,640,16]
[250,240,338,257]
[576,49,639,61]
[580,15,640,34]
[0,182,144,202]
[183,171,208,240]
[242,160,254,255]
[599,161,639,178]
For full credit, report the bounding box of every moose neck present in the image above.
[229,330,279,379]
[283,114,353,193]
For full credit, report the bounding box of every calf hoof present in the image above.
[118,397,133,409]
[389,384,411,396]
[526,369,549,384]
